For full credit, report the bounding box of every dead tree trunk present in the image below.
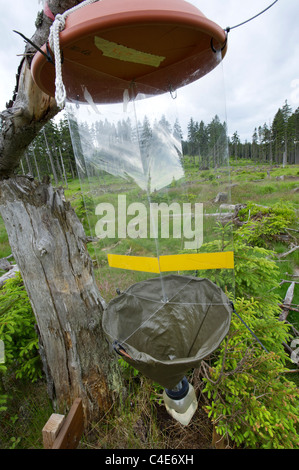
[0,0,125,425]
[0,176,121,423]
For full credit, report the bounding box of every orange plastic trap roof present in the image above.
[31,0,227,104]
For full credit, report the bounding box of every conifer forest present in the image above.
[20,100,298,183]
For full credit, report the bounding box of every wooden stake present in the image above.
[42,398,84,449]
[52,398,84,449]
[42,414,66,449]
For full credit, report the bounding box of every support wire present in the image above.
[226,0,279,32]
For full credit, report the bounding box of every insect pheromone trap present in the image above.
[32,0,235,425]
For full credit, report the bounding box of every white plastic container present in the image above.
[163,380,198,426]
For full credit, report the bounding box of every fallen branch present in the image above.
[279,304,299,313]
[0,265,19,288]
[276,245,299,259]
[279,282,295,322]
[282,342,293,356]
[285,321,299,338]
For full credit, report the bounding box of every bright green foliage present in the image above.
[195,214,299,448]
[0,273,42,384]
[192,236,281,303]
[233,242,280,302]
[202,297,299,449]
[236,202,296,247]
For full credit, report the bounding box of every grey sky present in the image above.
[0,0,298,142]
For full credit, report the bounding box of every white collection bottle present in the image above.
[163,377,198,426]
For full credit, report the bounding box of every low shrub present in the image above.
[0,274,42,412]
[236,202,296,247]
[202,297,299,449]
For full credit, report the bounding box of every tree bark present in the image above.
[0,176,122,423]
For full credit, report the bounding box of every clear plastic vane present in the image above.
[66,49,235,302]
[71,93,184,193]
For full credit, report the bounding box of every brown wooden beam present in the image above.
[43,398,84,449]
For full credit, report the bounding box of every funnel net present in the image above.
[103,274,232,389]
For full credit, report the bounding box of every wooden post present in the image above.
[42,414,66,449]
[43,398,84,449]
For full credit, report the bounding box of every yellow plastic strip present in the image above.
[159,252,234,272]
[107,254,160,273]
[107,252,234,273]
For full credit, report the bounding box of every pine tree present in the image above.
[231,131,241,161]
[207,115,227,167]
[173,118,183,141]
[252,128,258,162]
[272,108,285,164]
[286,106,299,164]
[187,117,199,157]
[197,120,209,169]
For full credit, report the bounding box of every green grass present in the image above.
[0,379,54,449]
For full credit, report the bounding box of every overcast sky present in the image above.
[0,0,298,141]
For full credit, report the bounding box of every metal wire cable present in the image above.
[225,0,279,32]
[225,0,278,33]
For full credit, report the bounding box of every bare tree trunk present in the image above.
[0,0,125,425]
[0,176,122,424]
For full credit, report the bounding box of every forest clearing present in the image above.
[0,158,298,450]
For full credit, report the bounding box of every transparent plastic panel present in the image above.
[66,49,235,308]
